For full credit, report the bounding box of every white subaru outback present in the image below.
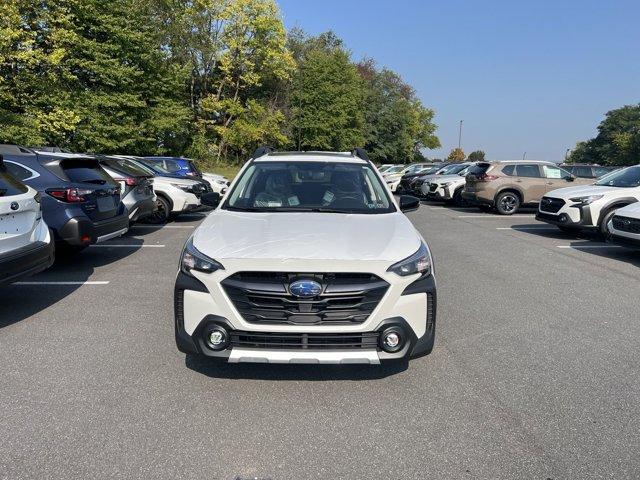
[0,157,54,285]
[536,165,640,236]
[174,148,436,365]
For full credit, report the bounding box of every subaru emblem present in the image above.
[289,279,322,298]
[10,201,19,211]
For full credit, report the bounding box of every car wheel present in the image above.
[598,207,619,239]
[146,196,171,224]
[452,188,466,207]
[495,191,520,215]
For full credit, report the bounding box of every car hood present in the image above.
[202,172,228,182]
[432,174,466,184]
[153,176,202,187]
[193,210,422,262]
[614,201,640,218]
[545,184,621,199]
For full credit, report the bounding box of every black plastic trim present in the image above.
[0,239,55,285]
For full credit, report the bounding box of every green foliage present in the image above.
[447,148,466,161]
[0,1,440,166]
[0,0,191,154]
[358,59,439,163]
[467,150,485,162]
[290,46,365,151]
[568,104,640,166]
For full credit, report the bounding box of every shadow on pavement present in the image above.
[0,238,143,328]
[185,354,409,381]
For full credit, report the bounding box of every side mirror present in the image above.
[200,192,220,208]
[399,195,420,212]
[565,175,575,182]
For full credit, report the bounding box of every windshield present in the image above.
[224,161,396,214]
[137,158,171,174]
[421,165,442,175]
[440,163,468,175]
[385,165,404,174]
[594,166,640,188]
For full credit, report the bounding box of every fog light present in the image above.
[204,326,229,351]
[380,327,404,353]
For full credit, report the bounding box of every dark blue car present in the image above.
[0,146,129,251]
[142,156,202,179]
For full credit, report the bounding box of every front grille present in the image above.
[612,215,640,234]
[230,331,379,350]
[536,211,560,222]
[540,197,565,213]
[222,272,389,325]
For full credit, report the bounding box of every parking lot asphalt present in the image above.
[1,204,639,480]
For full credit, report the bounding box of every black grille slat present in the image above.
[222,272,389,326]
[230,331,379,349]
[612,215,640,234]
[540,197,565,213]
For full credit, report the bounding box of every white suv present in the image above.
[607,202,640,248]
[174,149,436,365]
[0,157,54,285]
[536,165,640,235]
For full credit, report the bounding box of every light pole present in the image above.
[565,148,571,161]
[458,120,463,149]
[522,151,527,160]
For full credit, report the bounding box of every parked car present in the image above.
[409,164,454,195]
[462,161,593,215]
[422,163,478,205]
[174,148,436,365]
[94,155,156,222]
[142,156,230,194]
[419,163,472,197]
[559,164,621,179]
[377,164,398,173]
[0,155,55,285]
[607,202,640,248]
[121,157,209,224]
[386,163,434,193]
[1,146,128,251]
[536,165,640,235]
[397,164,441,193]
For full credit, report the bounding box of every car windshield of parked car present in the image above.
[385,165,404,174]
[137,158,171,175]
[594,166,640,188]
[442,163,469,175]
[224,161,396,214]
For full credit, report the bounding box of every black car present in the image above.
[1,146,129,252]
[96,156,156,222]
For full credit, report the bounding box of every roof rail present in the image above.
[0,144,36,155]
[351,147,371,162]
[251,146,273,159]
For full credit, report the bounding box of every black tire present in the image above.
[598,207,618,239]
[495,191,521,215]
[145,195,171,224]
[452,188,465,207]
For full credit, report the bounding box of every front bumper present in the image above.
[607,220,640,248]
[0,237,55,285]
[536,203,595,229]
[174,267,437,365]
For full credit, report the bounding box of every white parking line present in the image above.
[89,244,166,248]
[496,227,557,230]
[130,225,194,229]
[458,215,534,218]
[557,245,623,249]
[13,281,110,286]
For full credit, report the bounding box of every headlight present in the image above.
[569,195,603,205]
[387,243,432,277]
[180,237,224,276]
[171,183,192,192]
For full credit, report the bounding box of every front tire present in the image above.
[598,207,618,239]
[146,195,171,224]
[452,188,466,207]
[495,191,521,215]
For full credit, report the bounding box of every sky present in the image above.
[277,0,640,161]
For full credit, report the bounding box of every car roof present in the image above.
[491,160,557,165]
[254,151,367,164]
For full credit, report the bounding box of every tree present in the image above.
[358,59,439,163]
[0,0,191,153]
[568,104,640,166]
[467,150,485,162]
[447,148,466,161]
[290,42,364,151]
